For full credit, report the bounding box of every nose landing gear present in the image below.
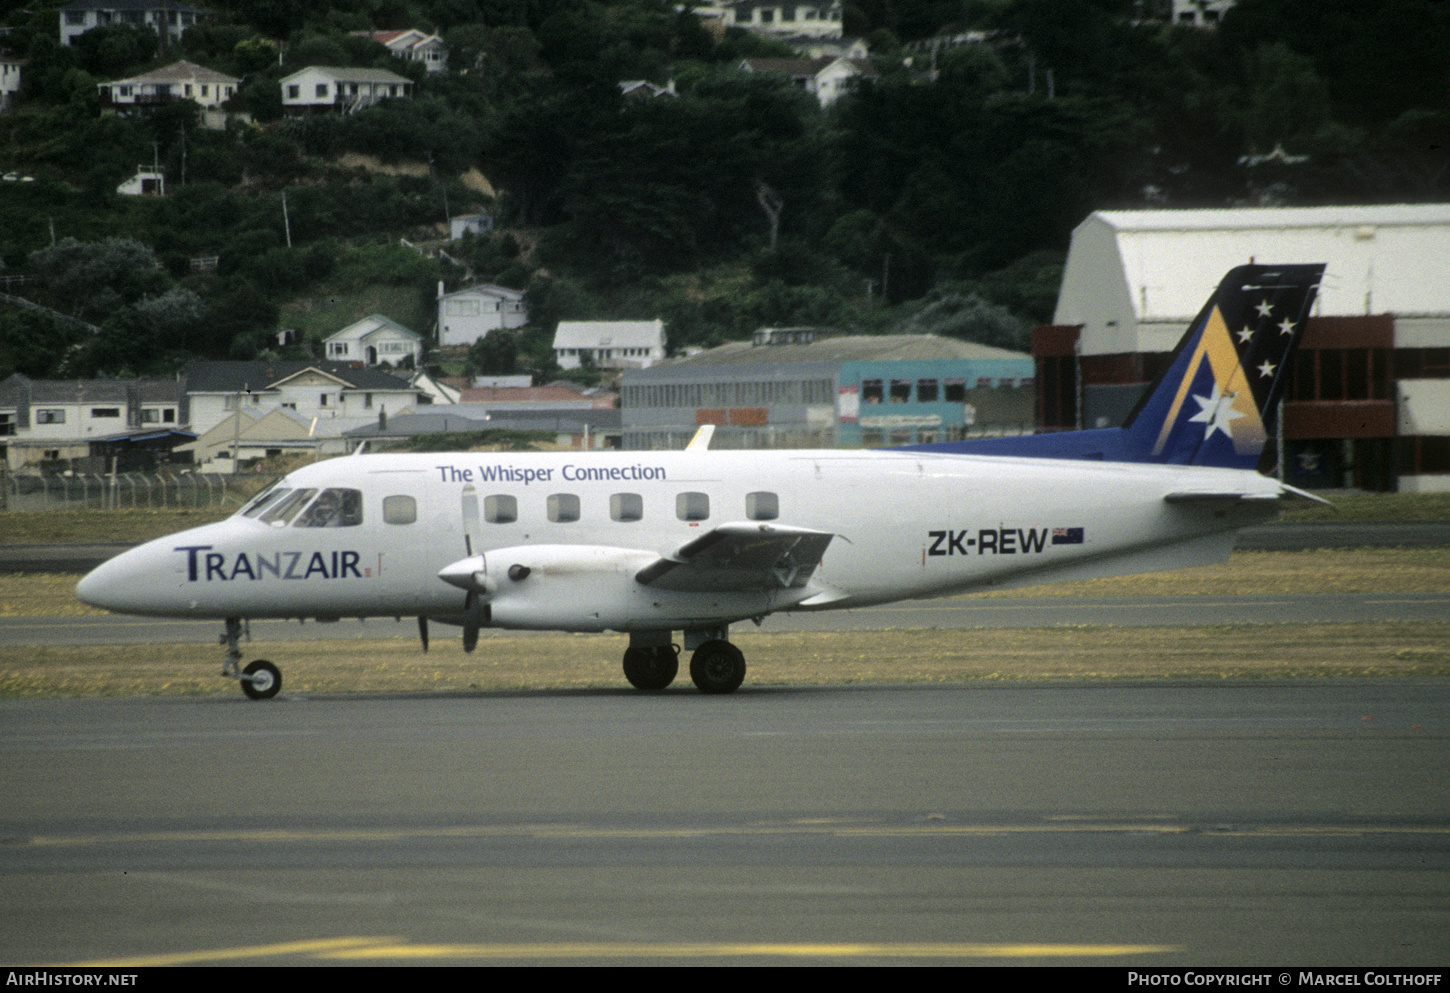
[220,617,283,700]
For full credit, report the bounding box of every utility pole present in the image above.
[281,189,292,248]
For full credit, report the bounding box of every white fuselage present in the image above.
[76,449,1285,631]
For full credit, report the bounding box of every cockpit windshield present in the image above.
[258,488,316,526]
[293,488,363,527]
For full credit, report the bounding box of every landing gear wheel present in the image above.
[689,640,745,695]
[240,659,281,700]
[623,645,679,691]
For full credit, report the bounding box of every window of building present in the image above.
[889,379,912,403]
[383,495,417,525]
[676,492,709,521]
[320,394,330,407]
[287,85,300,99]
[917,379,939,402]
[746,491,778,521]
[316,83,329,98]
[484,494,517,524]
[861,379,883,403]
[36,409,65,424]
[611,493,643,522]
[90,408,120,418]
[943,378,967,403]
[0,412,15,436]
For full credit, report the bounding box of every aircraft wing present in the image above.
[635,522,835,592]
[1165,482,1331,507]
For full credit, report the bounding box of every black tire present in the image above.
[689,640,745,695]
[241,659,281,700]
[623,645,678,691]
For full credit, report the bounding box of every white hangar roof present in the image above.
[1057,205,1450,355]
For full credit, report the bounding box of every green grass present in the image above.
[1278,490,1450,523]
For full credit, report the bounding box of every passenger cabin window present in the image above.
[548,493,580,523]
[260,488,316,526]
[676,492,709,521]
[746,491,778,520]
[484,494,517,524]
[295,488,363,527]
[383,495,417,525]
[611,493,643,522]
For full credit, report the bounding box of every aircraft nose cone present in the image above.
[76,551,141,612]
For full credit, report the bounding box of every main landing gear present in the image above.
[221,617,282,700]
[621,629,746,694]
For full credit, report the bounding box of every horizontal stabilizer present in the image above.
[636,522,834,592]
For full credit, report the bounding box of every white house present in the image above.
[323,314,425,367]
[554,320,666,371]
[448,213,493,240]
[58,0,206,46]
[98,60,239,109]
[721,0,842,39]
[739,56,875,107]
[280,66,413,115]
[182,360,427,446]
[1,57,21,112]
[438,283,529,347]
[1172,0,1235,27]
[353,29,449,73]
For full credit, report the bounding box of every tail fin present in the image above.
[898,263,1325,470]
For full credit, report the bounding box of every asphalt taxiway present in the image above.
[3,682,1447,966]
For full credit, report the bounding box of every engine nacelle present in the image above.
[437,544,798,632]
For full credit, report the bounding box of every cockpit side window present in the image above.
[259,488,316,525]
[241,486,288,518]
[294,488,363,527]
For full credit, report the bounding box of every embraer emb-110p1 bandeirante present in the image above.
[77,264,1326,698]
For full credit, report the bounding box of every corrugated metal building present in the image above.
[621,333,1034,450]
[1039,205,1450,492]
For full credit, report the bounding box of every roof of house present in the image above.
[741,56,877,79]
[0,373,182,405]
[439,282,526,301]
[1065,204,1450,323]
[324,315,424,343]
[60,0,205,11]
[104,60,237,86]
[182,361,424,394]
[279,66,413,85]
[554,320,665,350]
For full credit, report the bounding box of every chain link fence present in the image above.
[3,471,282,512]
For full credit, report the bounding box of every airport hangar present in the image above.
[1042,204,1450,493]
[620,329,1035,451]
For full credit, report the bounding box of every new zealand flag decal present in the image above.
[1052,527,1084,545]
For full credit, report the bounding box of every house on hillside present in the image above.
[280,66,413,115]
[58,0,207,46]
[721,0,843,39]
[323,315,425,367]
[352,29,450,73]
[554,320,666,371]
[739,56,876,107]
[98,60,239,110]
[438,283,528,346]
[1,56,21,112]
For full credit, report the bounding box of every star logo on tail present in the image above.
[1187,383,1245,442]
